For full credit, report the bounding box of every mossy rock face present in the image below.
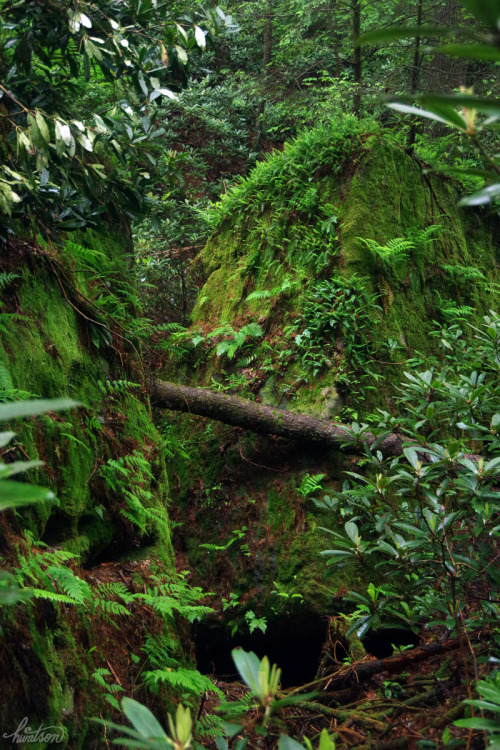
[164,121,499,628]
[0,228,176,746]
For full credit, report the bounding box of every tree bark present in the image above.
[149,379,405,456]
[352,0,362,115]
[251,1,273,153]
[407,0,424,151]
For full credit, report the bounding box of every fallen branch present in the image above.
[297,637,464,694]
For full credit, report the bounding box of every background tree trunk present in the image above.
[352,0,362,115]
[251,1,273,152]
[407,0,424,151]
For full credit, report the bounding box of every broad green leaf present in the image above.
[221,722,244,739]
[121,697,168,739]
[79,12,92,29]
[27,115,47,151]
[388,102,466,131]
[0,399,79,421]
[318,728,336,750]
[417,93,500,117]
[484,457,500,474]
[176,23,188,43]
[344,521,359,545]
[1,460,43,477]
[434,43,500,60]
[0,480,55,510]
[455,718,500,730]
[0,431,15,448]
[388,103,454,127]
[279,735,306,750]
[232,649,261,693]
[194,26,206,48]
[175,45,188,64]
[156,88,178,101]
[403,447,420,471]
[459,183,500,206]
[35,111,50,143]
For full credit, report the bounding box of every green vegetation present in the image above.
[0,0,500,747]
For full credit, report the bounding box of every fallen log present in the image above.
[310,637,463,693]
[150,379,405,457]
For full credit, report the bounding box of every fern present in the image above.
[197,714,225,738]
[245,289,274,302]
[0,272,19,291]
[142,632,179,668]
[438,295,475,322]
[97,379,140,398]
[359,236,414,264]
[245,276,298,303]
[100,450,157,533]
[45,565,92,602]
[156,322,188,333]
[297,473,326,498]
[407,224,441,249]
[31,588,79,604]
[65,241,107,272]
[444,264,487,283]
[97,597,132,617]
[142,667,222,697]
[0,361,13,391]
[96,581,136,604]
[142,593,181,617]
[92,667,124,710]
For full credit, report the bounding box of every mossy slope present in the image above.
[0,229,176,747]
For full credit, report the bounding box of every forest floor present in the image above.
[199,625,489,750]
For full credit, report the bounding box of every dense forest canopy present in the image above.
[0,0,499,748]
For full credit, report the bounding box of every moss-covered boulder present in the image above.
[162,119,499,636]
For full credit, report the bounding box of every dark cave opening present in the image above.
[361,627,421,659]
[193,612,329,689]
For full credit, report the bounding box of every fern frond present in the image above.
[142,668,223,697]
[96,581,136,604]
[0,272,20,291]
[142,632,179,667]
[156,322,188,333]
[197,714,225,738]
[444,264,486,283]
[31,588,78,603]
[245,289,274,302]
[240,323,263,338]
[408,224,441,248]
[0,361,13,391]
[298,473,326,498]
[359,236,414,262]
[96,598,131,617]
[93,668,113,687]
[45,565,91,603]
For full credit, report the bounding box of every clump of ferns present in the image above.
[358,225,442,278]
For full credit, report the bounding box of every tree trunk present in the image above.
[352,0,362,115]
[407,0,424,151]
[251,2,273,153]
[149,379,405,456]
